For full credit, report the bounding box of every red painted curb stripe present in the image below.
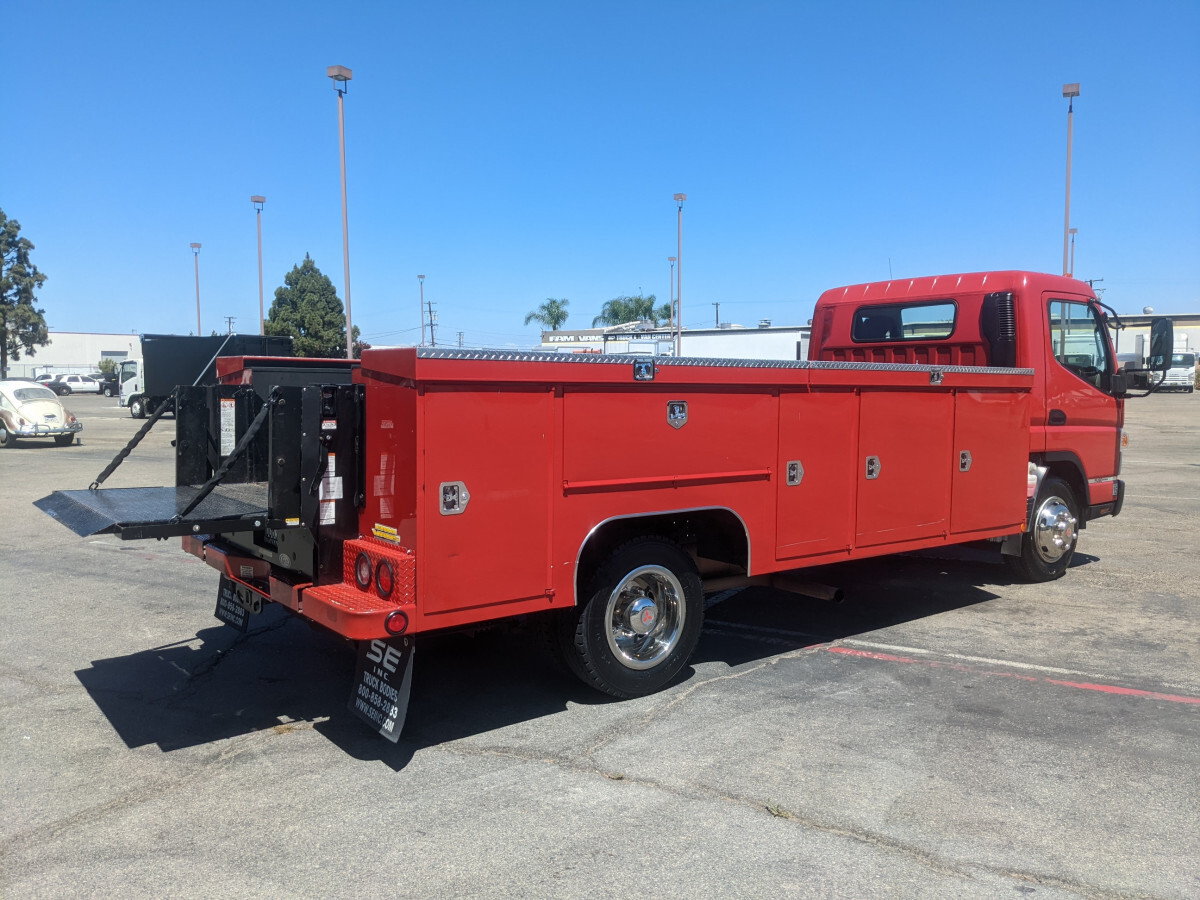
[826,646,1200,706]
[1042,678,1200,705]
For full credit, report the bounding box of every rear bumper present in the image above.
[13,421,82,438]
[182,534,416,641]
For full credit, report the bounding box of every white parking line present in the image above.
[841,639,1106,679]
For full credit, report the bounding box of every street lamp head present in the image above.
[418,274,425,282]
[1062,83,1080,98]
[1069,227,1078,235]
[668,256,676,263]
[327,65,353,82]
[673,193,687,202]
[251,195,266,209]
[190,242,201,251]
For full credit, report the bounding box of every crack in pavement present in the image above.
[436,712,1165,900]
[163,617,296,707]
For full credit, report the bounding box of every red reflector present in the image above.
[384,609,409,635]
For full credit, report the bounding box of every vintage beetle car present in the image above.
[0,381,83,447]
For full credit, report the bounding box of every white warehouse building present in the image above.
[4,332,143,379]
[541,322,810,360]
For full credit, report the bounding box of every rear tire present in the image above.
[0,423,13,448]
[1005,475,1079,582]
[556,537,704,698]
[103,385,114,397]
[54,434,75,446]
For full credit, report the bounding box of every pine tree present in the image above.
[0,209,50,378]
[265,254,358,358]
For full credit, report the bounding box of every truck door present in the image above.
[1040,295,1121,493]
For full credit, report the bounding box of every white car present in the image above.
[47,374,102,395]
[0,381,83,447]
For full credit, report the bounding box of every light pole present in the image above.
[667,257,676,328]
[1069,227,1078,278]
[190,242,202,334]
[1062,82,1080,276]
[418,275,426,345]
[328,65,354,358]
[673,193,686,356]
[251,196,266,334]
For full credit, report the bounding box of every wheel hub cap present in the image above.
[627,597,658,635]
[605,565,686,670]
[1034,497,1077,563]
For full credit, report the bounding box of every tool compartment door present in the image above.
[950,389,1029,534]
[855,390,953,547]
[775,389,857,559]
[419,386,554,616]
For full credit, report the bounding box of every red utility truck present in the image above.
[37,271,1173,740]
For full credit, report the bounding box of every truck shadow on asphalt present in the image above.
[74,549,1094,770]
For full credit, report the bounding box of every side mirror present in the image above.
[1148,318,1174,372]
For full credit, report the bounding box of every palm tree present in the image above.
[592,294,671,328]
[524,298,570,330]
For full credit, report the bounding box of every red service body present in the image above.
[189,271,1126,648]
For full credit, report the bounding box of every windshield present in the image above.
[120,360,138,383]
[13,386,59,402]
[1171,353,1195,368]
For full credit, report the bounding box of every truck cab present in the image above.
[1164,349,1195,392]
[808,271,1127,575]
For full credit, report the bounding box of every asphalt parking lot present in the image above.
[2,390,1198,898]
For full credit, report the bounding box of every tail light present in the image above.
[375,559,395,599]
[354,552,372,589]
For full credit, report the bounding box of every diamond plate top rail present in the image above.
[412,347,1033,376]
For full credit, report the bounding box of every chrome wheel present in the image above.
[604,564,686,670]
[1033,495,1077,563]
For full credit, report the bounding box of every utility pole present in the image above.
[712,302,720,327]
[327,65,355,359]
[1062,82,1080,277]
[224,316,236,334]
[418,275,426,345]
[457,331,464,348]
[427,299,438,347]
[673,193,686,356]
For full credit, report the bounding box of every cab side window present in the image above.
[1048,300,1109,388]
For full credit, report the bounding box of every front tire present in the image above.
[557,537,704,698]
[1005,475,1079,582]
[129,396,146,419]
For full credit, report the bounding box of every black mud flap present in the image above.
[215,575,254,632]
[348,636,414,743]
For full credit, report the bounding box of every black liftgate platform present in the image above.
[36,380,363,544]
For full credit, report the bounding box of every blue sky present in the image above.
[5,1,1197,348]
